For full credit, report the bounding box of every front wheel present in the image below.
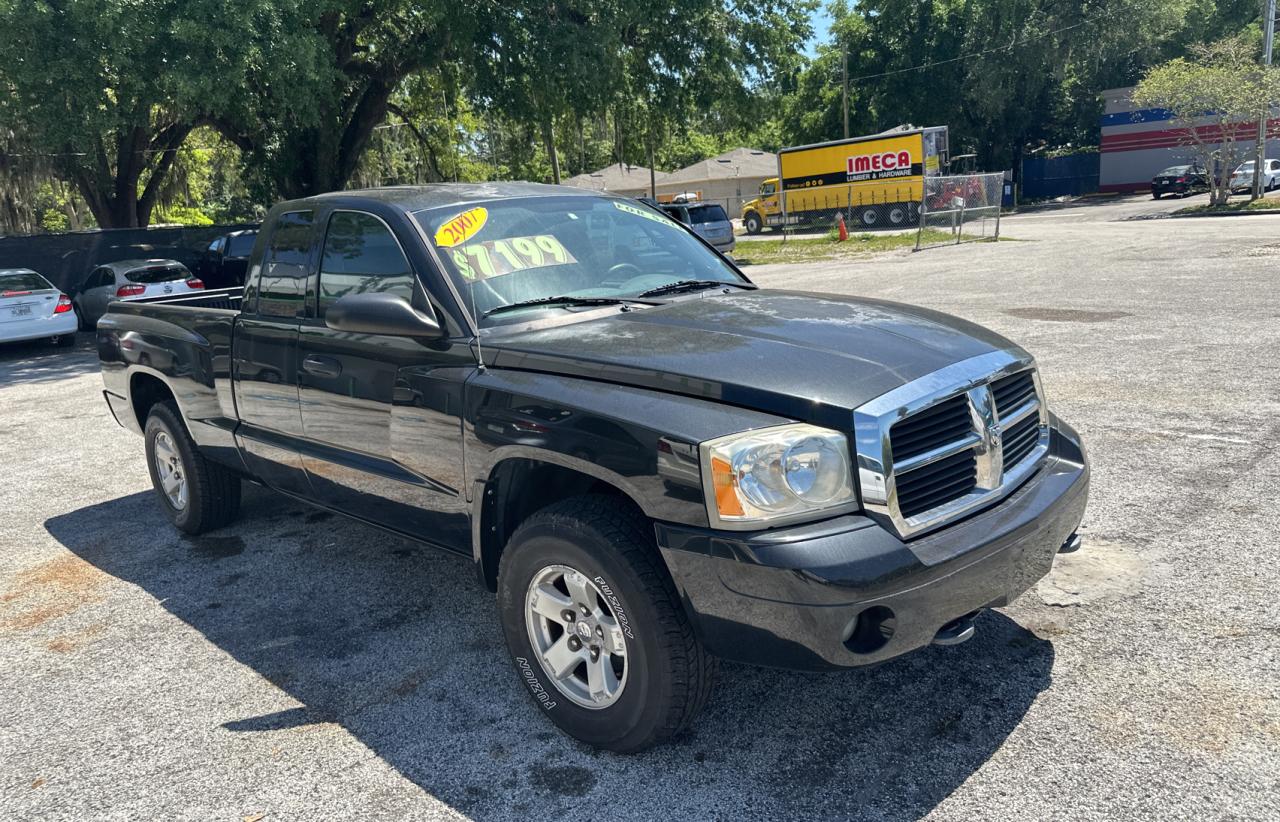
[497,495,715,752]
[744,212,762,235]
[144,401,241,534]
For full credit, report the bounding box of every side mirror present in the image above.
[325,292,443,338]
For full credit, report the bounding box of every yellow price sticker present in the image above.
[449,234,577,281]
[434,207,488,247]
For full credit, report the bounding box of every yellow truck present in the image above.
[741,126,949,233]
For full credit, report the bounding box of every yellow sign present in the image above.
[449,234,577,280]
[434,207,488,247]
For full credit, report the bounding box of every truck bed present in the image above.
[97,287,244,456]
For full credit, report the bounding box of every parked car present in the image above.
[74,259,204,328]
[1230,159,1280,193]
[96,183,1088,753]
[659,201,735,255]
[0,268,77,347]
[196,229,259,288]
[1151,164,1207,198]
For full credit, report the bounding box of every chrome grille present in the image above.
[853,350,1050,539]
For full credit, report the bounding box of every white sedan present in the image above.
[1230,159,1280,193]
[0,268,78,348]
[73,258,205,328]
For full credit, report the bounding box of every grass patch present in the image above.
[1173,197,1280,216]
[735,229,996,264]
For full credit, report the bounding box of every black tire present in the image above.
[886,203,910,226]
[497,495,715,753]
[74,302,91,331]
[1151,192,1161,200]
[144,401,241,535]
[744,212,762,235]
[54,332,76,347]
[859,205,882,229]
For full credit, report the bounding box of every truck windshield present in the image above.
[415,196,745,325]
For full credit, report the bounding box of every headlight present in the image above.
[700,423,857,527]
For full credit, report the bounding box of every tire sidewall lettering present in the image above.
[592,574,635,640]
[515,656,557,711]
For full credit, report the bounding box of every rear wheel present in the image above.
[144,401,241,534]
[74,302,91,331]
[1151,192,1161,200]
[497,495,715,752]
[54,333,75,347]
[859,206,882,229]
[886,204,910,226]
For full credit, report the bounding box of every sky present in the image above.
[806,6,833,56]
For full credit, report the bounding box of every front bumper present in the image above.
[656,419,1089,670]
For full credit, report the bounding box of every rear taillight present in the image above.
[185,278,204,289]
[54,294,73,313]
[116,284,146,298]
[1176,177,1187,183]
[2,290,32,297]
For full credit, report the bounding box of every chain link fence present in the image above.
[915,173,1004,250]
[776,180,922,238]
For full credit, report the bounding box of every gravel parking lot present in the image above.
[2,194,1277,821]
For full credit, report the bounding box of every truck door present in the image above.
[232,209,314,497]
[295,209,470,552]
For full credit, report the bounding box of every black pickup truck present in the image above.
[97,183,1088,752]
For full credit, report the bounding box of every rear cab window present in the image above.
[247,211,314,317]
[0,271,54,293]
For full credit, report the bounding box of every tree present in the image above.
[1134,34,1280,205]
[0,0,282,228]
[215,1,473,200]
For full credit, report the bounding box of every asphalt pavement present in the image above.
[1,193,1277,820]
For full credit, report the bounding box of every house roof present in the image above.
[561,164,668,192]
[660,148,778,185]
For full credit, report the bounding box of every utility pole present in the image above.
[1254,0,1276,199]
[841,43,850,140]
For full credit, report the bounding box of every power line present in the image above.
[843,3,1127,85]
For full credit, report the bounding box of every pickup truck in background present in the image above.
[97,183,1089,752]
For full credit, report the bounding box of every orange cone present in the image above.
[837,212,848,242]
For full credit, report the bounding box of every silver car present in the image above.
[73,259,204,328]
[1230,158,1280,193]
[660,202,736,256]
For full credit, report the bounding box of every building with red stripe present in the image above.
[1099,86,1280,192]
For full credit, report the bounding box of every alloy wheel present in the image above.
[153,430,188,510]
[525,564,628,709]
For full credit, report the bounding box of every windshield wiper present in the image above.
[482,295,657,318]
[637,279,757,298]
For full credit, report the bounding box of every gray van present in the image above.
[660,202,735,256]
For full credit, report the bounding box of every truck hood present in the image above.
[486,289,1020,426]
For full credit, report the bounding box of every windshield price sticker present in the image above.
[612,200,679,227]
[449,234,577,280]
[434,207,489,247]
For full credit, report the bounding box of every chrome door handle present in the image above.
[301,354,342,379]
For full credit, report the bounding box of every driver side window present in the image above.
[318,211,416,319]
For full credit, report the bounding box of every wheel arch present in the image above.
[129,370,178,431]
[472,452,656,592]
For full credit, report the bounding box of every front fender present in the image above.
[463,368,794,527]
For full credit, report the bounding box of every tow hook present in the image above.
[932,610,980,646]
[1059,531,1082,554]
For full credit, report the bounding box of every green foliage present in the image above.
[781,0,1262,169]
